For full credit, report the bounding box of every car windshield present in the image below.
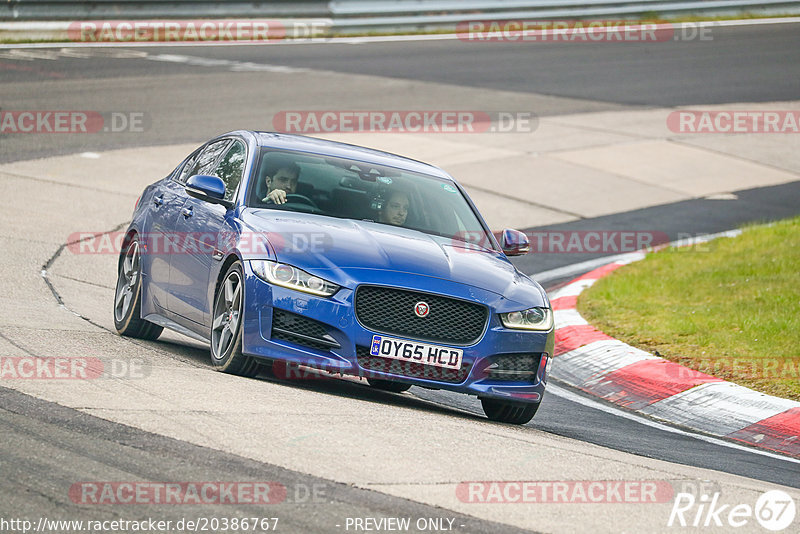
[248,149,496,250]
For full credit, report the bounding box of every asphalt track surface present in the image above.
[0,386,532,534]
[1,22,800,532]
[141,23,800,106]
[2,22,799,163]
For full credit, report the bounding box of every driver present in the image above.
[379,191,410,226]
[262,162,300,204]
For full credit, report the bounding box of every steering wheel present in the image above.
[284,194,316,207]
[281,193,323,215]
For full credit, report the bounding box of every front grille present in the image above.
[271,309,340,352]
[354,286,488,345]
[485,353,542,382]
[356,346,471,384]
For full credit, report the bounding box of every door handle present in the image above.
[153,195,164,207]
[181,206,193,218]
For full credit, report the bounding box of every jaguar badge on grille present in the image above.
[414,301,430,318]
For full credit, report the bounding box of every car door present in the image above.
[168,138,247,327]
[142,151,199,311]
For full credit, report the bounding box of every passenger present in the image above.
[261,162,300,204]
[379,191,410,226]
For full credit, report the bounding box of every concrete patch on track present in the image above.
[312,101,800,229]
[552,101,800,173]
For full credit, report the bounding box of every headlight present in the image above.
[250,260,339,297]
[500,307,553,331]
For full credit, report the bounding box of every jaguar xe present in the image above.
[113,131,554,424]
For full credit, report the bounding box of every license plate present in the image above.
[369,335,463,370]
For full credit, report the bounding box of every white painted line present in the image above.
[0,31,458,49]
[670,228,742,248]
[615,251,648,264]
[701,17,800,28]
[144,53,309,73]
[547,383,800,464]
[704,192,738,200]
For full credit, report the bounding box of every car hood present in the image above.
[242,210,547,307]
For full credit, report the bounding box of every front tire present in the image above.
[210,261,261,378]
[481,398,539,425]
[113,237,162,340]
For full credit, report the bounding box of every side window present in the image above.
[185,139,230,179]
[175,148,201,185]
[213,140,247,201]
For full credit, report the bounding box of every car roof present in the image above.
[247,131,453,181]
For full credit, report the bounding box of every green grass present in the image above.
[578,216,800,401]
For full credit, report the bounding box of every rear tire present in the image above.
[210,261,261,378]
[113,237,162,341]
[481,398,539,425]
[367,378,412,393]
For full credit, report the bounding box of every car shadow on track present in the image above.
[265,371,485,423]
[142,333,487,423]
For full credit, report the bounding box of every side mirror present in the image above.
[501,228,530,256]
[185,175,232,208]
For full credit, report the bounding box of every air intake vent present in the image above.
[271,309,340,352]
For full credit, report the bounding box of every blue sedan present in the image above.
[114,131,554,424]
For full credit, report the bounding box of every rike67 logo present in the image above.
[668,489,796,531]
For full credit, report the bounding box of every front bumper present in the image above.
[240,262,554,403]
